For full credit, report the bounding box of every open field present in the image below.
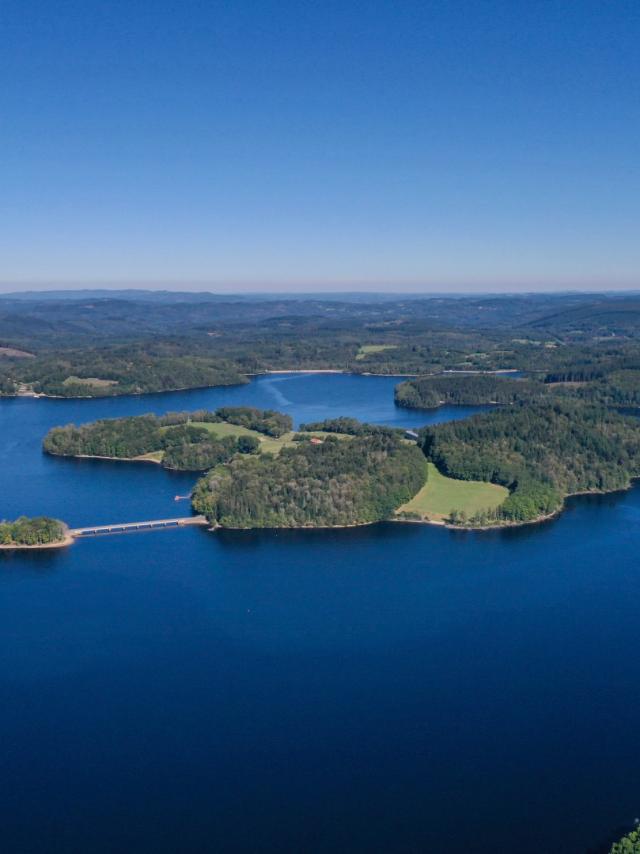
[195,421,263,439]
[62,376,118,387]
[191,421,296,453]
[397,462,508,521]
[355,344,398,360]
[164,421,351,455]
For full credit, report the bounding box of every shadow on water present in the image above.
[0,547,68,574]
[213,518,426,553]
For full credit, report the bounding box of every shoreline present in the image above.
[1,369,530,402]
[2,377,250,401]
[0,532,75,551]
[259,369,345,375]
[393,480,639,532]
[215,519,379,531]
[4,481,636,547]
[392,509,560,532]
[67,452,163,465]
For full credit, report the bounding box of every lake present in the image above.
[1,373,639,853]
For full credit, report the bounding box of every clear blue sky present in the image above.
[1,0,639,291]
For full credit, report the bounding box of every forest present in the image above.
[299,417,403,437]
[419,400,640,524]
[0,516,66,546]
[5,291,640,398]
[0,349,246,397]
[43,407,291,471]
[557,369,640,408]
[394,374,544,409]
[192,433,427,528]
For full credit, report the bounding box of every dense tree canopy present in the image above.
[192,434,427,528]
[214,407,292,437]
[3,348,246,398]
[420,400,640,524]
[611,827,640,853]
[5,292,640,400]
[299,417,402,437]
[43,407,289,471]
[0,516,66,545]
[394,374,544,409]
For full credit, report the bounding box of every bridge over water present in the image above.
[70,515,208,537]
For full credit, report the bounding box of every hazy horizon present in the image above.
[1,280,640,297]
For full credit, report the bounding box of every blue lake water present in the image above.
[1,373,639,853]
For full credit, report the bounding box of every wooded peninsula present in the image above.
[44,407,293,471]
[39,388,640,532]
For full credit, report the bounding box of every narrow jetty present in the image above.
[70,515,208,537]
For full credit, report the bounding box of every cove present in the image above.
[1,373,639,853]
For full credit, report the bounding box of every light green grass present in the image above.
[397,462,508,521]
[63,376,118,387]
[194,422,297,453]
[259,430,352,454]
[194,421,261,439]
[355,344,398,360]
[163,422,350,456]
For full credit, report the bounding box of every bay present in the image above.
[1,373,638,853]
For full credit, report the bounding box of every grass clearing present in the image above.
[193,421,298,453]
[397,462,508,521]
[260,430,352,454]
[194,421,262,440]
[163,422,351,456]
[355,344,398,360]
[63,376,118,387]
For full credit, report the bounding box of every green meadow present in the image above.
[398,462,508,522]
[355,344,398,360]
[162,421,351,457]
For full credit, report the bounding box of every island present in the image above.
[0,516,71,549]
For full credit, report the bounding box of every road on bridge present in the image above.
[70,515,209,537]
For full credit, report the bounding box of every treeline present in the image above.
[0,516,66,545]
[419,400,640,524]
[157,407,291,436]
[7,299,640,398]
[43,407,289,471]
[299,417,403,437]
[394,374,544,409]
[7,293,640,400]
[192,433,427,528]
[163,433,259,471]
[1,347,246,398]
[214,407,291,437]
[610,827,640,853]
[558,370,640,409]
